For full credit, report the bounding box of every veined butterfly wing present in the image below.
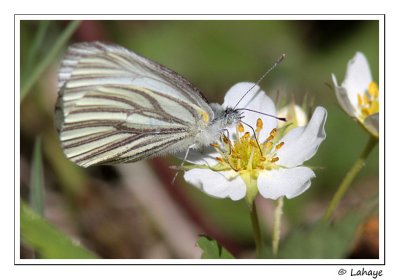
[55,42,215,167]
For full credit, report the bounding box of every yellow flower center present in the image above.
[212,119,284,173]
[357,81,379,121]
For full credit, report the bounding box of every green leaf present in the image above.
[272,198,378,259]
[22,21,50,85]
[29,137,44,216]
[197,235,235,259]
[20,201,97,259]
[20,20,81,101]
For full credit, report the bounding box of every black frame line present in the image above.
[15,14,385,266]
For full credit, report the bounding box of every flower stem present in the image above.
[249,201,263,258]
[324,136,378,220]
[272,196,284,256]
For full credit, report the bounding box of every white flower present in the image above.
[183,82,327,203]
[277,104,308,127]
[332,52,379,137]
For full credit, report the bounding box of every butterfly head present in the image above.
[224,107,244,126]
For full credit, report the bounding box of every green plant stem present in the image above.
[272,196,284,256]
[20,20,81,102]
[324,136,378,220]
[29,137,45,216]
[249,201,263,258]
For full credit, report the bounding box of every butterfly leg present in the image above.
[171,144,195,184]
[240,120,263,156]
[221,128,232,155]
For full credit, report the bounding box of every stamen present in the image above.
[362,108,371,116]
[357,93,363,106]
[266,135,274,142]
[250,139,258,147]
[219,117,284,175]
[270,157,279,163]
[256,118,263,132]
[263,141,273,150]
[222,135,229,144]
[357,81,379,120]
[368,81,379,97]
[363,94,369,104]
[210,143,219,148]
[275,142,285,150]
[247,149,255,170]
[216,157,225,163]
[371,101,379,112]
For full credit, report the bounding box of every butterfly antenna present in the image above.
[233,54,286,109]
[237,108,287,122]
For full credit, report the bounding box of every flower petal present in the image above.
[277,106,327,167]
[174,146,219,165]
[184,169,246,201]
[257,167,315,199]
[277,104,308,127]
[332,74,357,117]
[222,82,277,140]
[364,112,379,137]
[341,52,373,111]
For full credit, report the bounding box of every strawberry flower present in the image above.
[182,82,327,204]
[332,52,379,137]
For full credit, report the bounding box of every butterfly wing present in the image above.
[56,42,214,167]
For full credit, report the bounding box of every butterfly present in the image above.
[55,42,283,167]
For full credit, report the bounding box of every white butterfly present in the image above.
[55,42,280,167]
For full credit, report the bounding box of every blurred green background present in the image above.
[20,20,379,259]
